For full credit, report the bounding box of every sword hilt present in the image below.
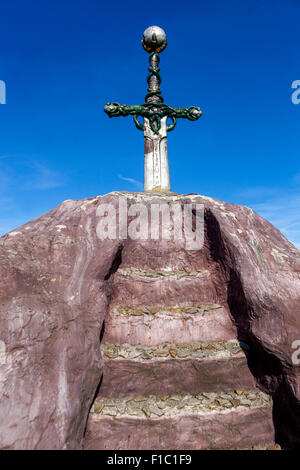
[104,26,202,135]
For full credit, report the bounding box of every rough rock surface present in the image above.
[0,191,299,449]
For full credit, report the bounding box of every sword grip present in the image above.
[145,52,163,104]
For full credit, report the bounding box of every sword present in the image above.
[104,26,202,193]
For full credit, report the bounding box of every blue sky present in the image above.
[0,0,300,248]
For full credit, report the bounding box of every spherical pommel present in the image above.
[142,26,167,53]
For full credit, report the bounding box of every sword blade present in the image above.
[144,116,170,192]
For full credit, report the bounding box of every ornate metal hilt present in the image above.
[104,26,202,135]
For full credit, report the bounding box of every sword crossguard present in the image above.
[104,102,202,134]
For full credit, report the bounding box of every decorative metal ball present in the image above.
[142,26,167,53]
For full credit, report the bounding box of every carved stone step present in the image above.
[103,304,237,345]
[99,340,255,397]
[83,390,274,450]
[111,269,226,307]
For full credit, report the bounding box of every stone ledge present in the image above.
[229,443,281,450]
[113,304,222,317]
[117,267,210,279]
[91,390,271,418]
[101,339,242,360]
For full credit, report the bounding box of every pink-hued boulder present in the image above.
[0,191,299,449]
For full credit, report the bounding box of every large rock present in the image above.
[0,191,299,449]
